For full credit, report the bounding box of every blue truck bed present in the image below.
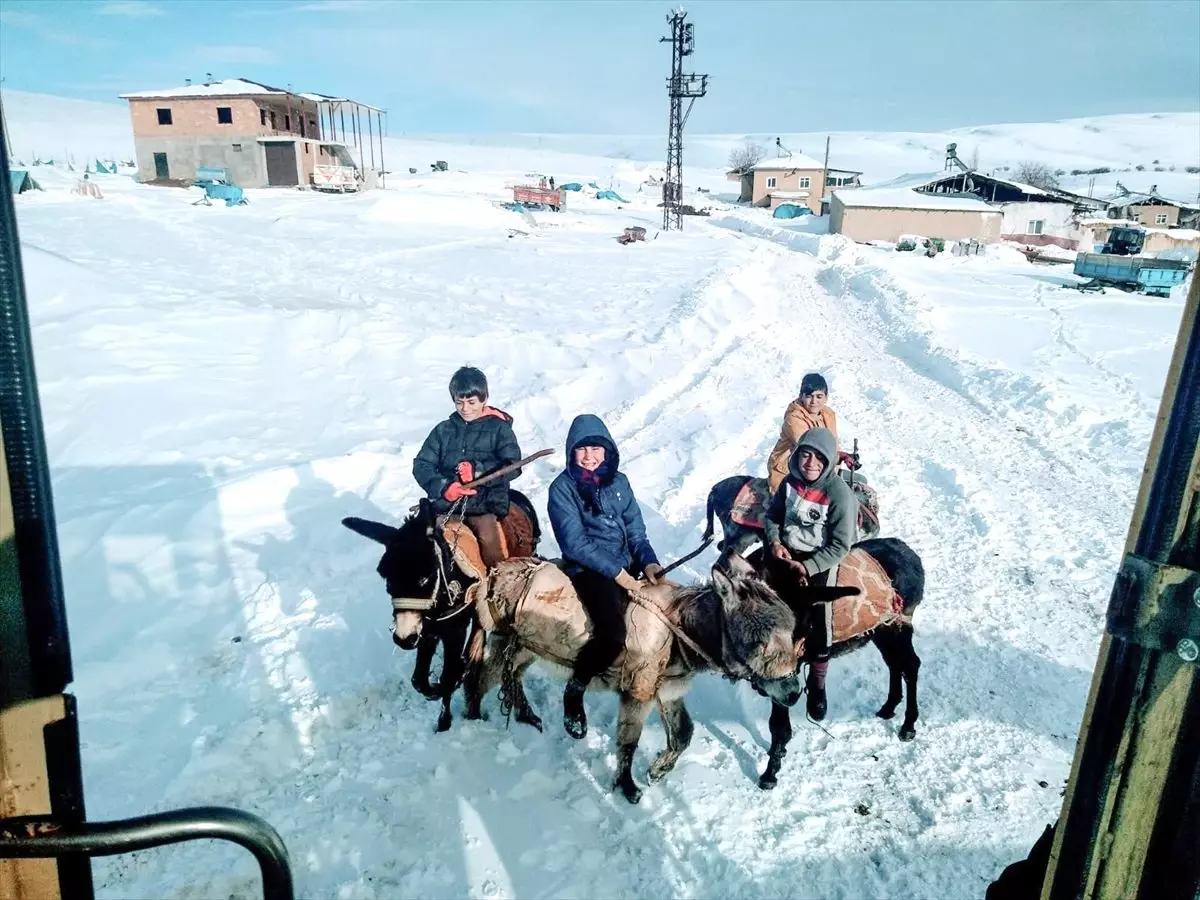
[1073,252,1190,297]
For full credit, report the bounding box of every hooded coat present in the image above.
[763,427,856,577]
[767,399,839,494]
[412,407,522,516]
[547,414,659,579]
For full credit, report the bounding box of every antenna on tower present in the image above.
[659,8,709,232]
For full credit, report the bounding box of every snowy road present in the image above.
[13,167,1186,898]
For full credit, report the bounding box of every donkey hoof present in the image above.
[758,772,778,790]
[412,680,440,701]
[436,712,453,733]
[898,725,916,742]
[648,753,679,784]
[617,779,643,805]
[876,705,897,721]
[516,708,543,733]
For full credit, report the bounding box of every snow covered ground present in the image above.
[6,93,1195,898]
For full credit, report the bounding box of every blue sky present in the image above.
[1,0,1197,134]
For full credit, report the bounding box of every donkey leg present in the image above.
[648,697,694,784]
[615,695,653,804]
[898,629,921,742]
[435,623,470,733]
[462,624,489,720]
[874,631,904,721]
[510,653,543,732]
[759,701,794,790]
[411,630,440,700]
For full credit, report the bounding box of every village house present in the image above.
[828,165,1111,248]
[1105,184,1200,229]
[733,153,862,210]
[118,77,384,190]
[830,185,1003,244]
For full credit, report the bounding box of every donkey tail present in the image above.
[702,484,717,543]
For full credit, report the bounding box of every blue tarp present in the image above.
[588,181,600,189]
[92,160,116,174]
[596,189,628,202]
[560,182,583,191]
[772,203,811,219]
[10,169,42,194]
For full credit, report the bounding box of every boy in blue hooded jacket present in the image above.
[547,414,664,739]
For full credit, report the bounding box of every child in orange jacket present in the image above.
[767,373,840,495]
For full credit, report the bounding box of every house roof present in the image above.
[834,186,998,213]
[866,171,1086,205]
[297,92,384,113]
[1106,188,1200,211]
[752,154,826,171]
[120,78,291,100]
[120,78,386,111]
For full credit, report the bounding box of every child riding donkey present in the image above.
[404,366,530,715]
[412,366,524,570]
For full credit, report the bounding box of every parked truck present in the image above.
[1073,252,1190,297]
[512,183,564,211]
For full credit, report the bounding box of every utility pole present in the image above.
[821,135,830,210]
[1040,273,1200,900]
[659,8,708,232]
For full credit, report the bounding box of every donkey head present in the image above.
[343,499,458,649]
[711,552,802,706]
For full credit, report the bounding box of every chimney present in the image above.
[184,78,191,87]
[205,72,213,85]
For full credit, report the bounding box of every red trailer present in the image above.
[512,184,565,211]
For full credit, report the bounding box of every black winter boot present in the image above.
[563,678,587,739]
[807,660,829,721]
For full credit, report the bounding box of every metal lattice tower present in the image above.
[659,9,708,231]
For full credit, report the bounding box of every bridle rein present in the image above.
[390,525,474,624]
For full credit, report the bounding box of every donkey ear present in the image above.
[342,517,401,545]
[721,551,755,579]
[711,564,740,614]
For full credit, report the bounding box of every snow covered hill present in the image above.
[4,93,1196,898]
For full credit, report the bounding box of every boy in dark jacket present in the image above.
[547,414,663,739]
[763,426,856,721]
[412,366,523,569]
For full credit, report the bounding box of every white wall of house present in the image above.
[999,201,1078,239]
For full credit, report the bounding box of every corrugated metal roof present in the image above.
[834,186,998,212]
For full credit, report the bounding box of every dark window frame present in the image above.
[156,108,172,125]
[217,106,233,125]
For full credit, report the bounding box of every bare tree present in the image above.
[1012,160,1060,190]
[728,141,766,173]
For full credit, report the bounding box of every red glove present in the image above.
[444,482,477,502]
[771,541,791,562]
[456,461,475,484]
[838,451,860,471]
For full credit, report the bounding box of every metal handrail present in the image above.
[0,806,294,900]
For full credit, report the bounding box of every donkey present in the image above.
[467,552,857,804]
[703,473,881,556]
[753,535,925,790]
[342,491,542,733]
